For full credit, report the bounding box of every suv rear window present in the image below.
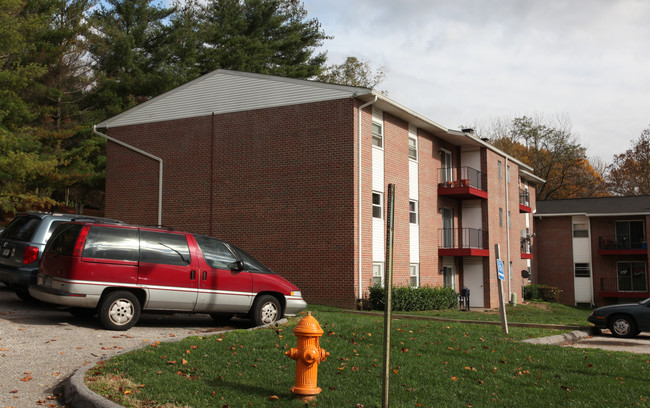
[1,215,40,242]
[46,224,84,256]
[83,226,139,262]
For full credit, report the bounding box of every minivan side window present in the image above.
[230,245,273,274]
[194,235,238,269]
[140,230,191,266]
[46,224,83,256]
[83,226,139,262]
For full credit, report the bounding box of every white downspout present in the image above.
[93,125,163,227]
[358,96,378,302]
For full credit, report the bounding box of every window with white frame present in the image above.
[408,136,417,160]
[409,200,418,224]
[573,223,588,238]
[372,192,383,219]
[574,263,591,277]
[410,264,419,288]
[499,208,504,227]
[373,263,384,287]
[497,161,502,179]
[372,122,383,148]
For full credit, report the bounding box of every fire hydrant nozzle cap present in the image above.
[293,312,324,336]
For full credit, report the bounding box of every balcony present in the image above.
[520,236,533,259]
[438,228,489,257]
[598,278,650,298]
[597,236,648,255]
[519,189,532,213]
[437,167,487,199]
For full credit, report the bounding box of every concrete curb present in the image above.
[63,318,288,408]
[521,329,592,345]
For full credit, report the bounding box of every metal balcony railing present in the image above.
[439,228,487,250]
[599,236,648,250]
[600,278,649,293]
[438,166,484,191]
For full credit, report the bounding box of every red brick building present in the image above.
[95,70,543,309]
[534,197,650,307]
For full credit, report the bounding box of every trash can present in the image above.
[459,287,470,311]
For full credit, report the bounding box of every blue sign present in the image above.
[497,259,505,280]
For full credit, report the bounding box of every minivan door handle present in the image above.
[190,270,196,280]
[202,271,207,280]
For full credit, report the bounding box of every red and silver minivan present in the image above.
[30,222,306,330]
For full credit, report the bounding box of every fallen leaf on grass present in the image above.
[268,395,279,400]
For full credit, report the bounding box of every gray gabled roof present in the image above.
[536,196,650,217]
[96,70,373,128]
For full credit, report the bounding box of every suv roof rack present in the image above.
[70,216,125,224]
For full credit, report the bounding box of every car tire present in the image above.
[608,314,637,338]
[14,287,38,303]
[250,295,281,326]
[99,291,141,331]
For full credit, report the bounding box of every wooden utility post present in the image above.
[382,184,395,408]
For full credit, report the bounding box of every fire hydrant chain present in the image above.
[285,311,329,401]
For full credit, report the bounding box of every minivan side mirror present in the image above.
[229,261,245,272]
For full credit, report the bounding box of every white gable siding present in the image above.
[98,70,370,129]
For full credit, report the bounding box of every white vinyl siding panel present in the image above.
[410,224,419,263]
[572,216,591,263]
[98,70,369,129]
[409,160,418,200]
[372,147,384,192]
[373,217,385,262]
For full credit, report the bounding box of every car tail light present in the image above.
[23,246,39,264]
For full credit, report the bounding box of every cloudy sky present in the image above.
[302,0,649,163]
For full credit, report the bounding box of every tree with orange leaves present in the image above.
[482,115,608,200]
[607,128,650,196]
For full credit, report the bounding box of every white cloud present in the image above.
[304,0,650,161]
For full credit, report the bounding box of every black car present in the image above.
[0,212,122,301]
[588,298,650,338]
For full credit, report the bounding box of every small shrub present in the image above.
[367,285,458,311]
[524,284,562,303]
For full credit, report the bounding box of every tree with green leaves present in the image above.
[482,115,608,200]
[198,0,330,78]
[87,0,177,119]
[607,128,650,196]
[318,56,387,90]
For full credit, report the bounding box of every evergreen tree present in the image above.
[198,0,330,78]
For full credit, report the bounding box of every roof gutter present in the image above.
[358,95,378,302]
[93,125,163,227]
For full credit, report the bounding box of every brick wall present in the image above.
[106,99,359,308]
[532,216,574,304]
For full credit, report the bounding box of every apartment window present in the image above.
[408,136,418,160]
[372,192,383,219]
[573,223,588,238]
[499,208,504,227]
[617,262,647,292]
[409,200,418,224]
[373,263,384,287]
[440,149,453,184]
[410,264,419,288]
[372,122,383,148]
[507,211,511,230]
[442,266,455,289]
[497,161,502,179]
[574,263,591,277]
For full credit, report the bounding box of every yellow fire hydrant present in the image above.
[285,311,329,401]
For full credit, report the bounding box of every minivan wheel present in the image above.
[14,287,38,303]
[609,314,637,338]
[99,291,141,331]
[250,295,280,326]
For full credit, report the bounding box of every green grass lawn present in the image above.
[85,303,649,408]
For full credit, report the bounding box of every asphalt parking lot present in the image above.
[0,284,247,408]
